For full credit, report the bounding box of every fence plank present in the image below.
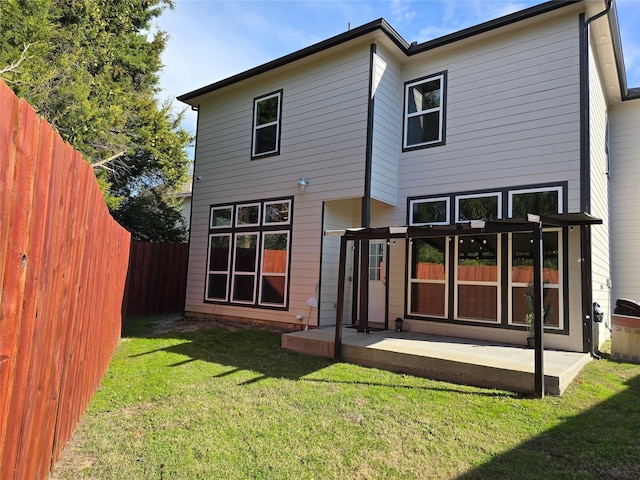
[123,241,189,318]
[0,80,131,479]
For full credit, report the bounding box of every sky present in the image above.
[154,0,640,138]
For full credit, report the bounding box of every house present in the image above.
[178,0,639,356]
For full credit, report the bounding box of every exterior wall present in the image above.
[609,99,640,303]
[186,43,372,326]
[370,45,402,207]
[588,43,613,343]
[379,13,586,350]
[399,13,582,206]
[319,199,361,326]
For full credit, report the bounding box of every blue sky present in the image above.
[155,0,640,136]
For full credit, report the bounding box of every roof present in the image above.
[177,1,583,105]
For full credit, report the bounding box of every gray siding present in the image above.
[588,46,612,338]
[610,99,640,302]
[370,45,402,206]
[399,14,582,208]
[186,44,371,323]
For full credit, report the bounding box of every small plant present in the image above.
[523,283,550,337]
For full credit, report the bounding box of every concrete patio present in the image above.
[281,328,591,396]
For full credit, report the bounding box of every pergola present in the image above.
[327,213,602,398]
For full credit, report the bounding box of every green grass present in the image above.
[50,317,640,480]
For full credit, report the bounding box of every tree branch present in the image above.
[0,44,33,76]
[91,151,126,172]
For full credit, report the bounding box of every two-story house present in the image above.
[178,0,639,355]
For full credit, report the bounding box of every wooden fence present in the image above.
[123,241,188,319]
[0,80,131,479]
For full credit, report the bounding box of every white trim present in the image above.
[230,232,259,304]
[409,197,450,226]
[507,229,564,330]
[205,233,232,301]
[508,186,563,217]
[454,234,501,323]
[407,237,449,319]
[263,199,291,226]
[210,205,233,229]
[258,230,290,307]
[404,74,444,148]
[236,202,261,227]
[252,91,281,157]
[455,192,502,223]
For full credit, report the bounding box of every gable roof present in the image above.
[178,0,637,105]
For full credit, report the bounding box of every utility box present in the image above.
[611,299,640,364]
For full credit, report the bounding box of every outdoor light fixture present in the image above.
[298,177,309,191]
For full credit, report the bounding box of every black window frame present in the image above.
[204,197,293,310]
[403,71,447,151]
[251,89,283,159]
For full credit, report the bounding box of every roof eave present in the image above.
[177,1,591,106]
[177,18,408,105]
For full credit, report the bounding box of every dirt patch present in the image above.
[150,315,240,336]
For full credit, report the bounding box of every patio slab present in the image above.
[281,328,591,396]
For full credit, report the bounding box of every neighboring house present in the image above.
[178,0,639,354]
[176,177,193,235]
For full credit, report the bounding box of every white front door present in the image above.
[368,240,386,325]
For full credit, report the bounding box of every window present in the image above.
[456,193,501,222]
[406,184,566,329]
[409,197,449,225]
[408,237,448,318]
[210,206,233,228]
[252,90,282,158]
[205,234,231,301]
[455,234,500,322]
[509,186,562,217]
[510,230,562,329]
[404,72,446,149]
[205,198,292,308]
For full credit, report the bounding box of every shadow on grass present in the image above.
[457,372,640,480]
[121,316,520,397]
[123,316,334,383]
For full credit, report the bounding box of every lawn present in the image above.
[50,316,640,480]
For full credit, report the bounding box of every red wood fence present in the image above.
[0,80,131,479]
[123,241,188,319]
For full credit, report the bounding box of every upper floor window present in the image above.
[252,90,282,158]
[403,72,446,150]
[409,197,449,226]
[508,186,563,218]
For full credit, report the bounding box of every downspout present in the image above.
[580,0,612,357]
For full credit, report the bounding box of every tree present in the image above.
[0,0,192,241]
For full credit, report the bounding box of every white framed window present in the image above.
[263,200,291,226]
[259,231,290,307]
[236,203,261,227]
[404,72,446,149]
[408,237,449,318]
[409,197,450,226]
[508,229,563,330]
[231,232,259,304]
[205,234,231,301]
[508,186,563,218]
[454,234,500,323]
[455,192,502,223]
[252,90,282,158]
[205,197,292,309]
[210,206,233,229]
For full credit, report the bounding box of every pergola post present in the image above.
[357,239,369,333]
[334,235,348,361]
[532,218,545,398]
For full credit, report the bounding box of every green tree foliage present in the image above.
[0,0,192,241]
